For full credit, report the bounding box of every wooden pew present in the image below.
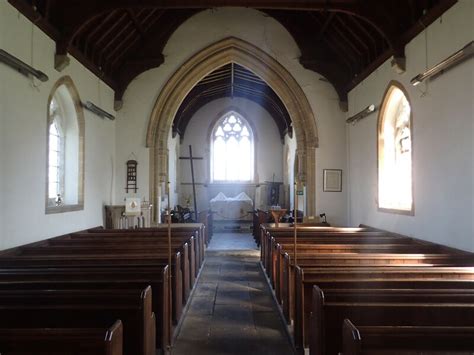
[44,237,196,281]
[0,320,123,355]
[19,241,193,303]
[309,286,474,355]
[68,231,202,274]
[253,209,269,246]
[259,225,383,264]
[0,287,155,355]
[274,247,472,316]
[271,242,446,294]
[293,267,474,354]
[0,252,183,327]
[86,224,207,261]
[0,266,170,351]
[66,231,201,270]
[262,232,420,272]
[74,231,202,274]
[198,210,213,245]
[0,227,207,352]
[342,319,474,355]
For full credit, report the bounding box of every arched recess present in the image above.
[146,37,318,220]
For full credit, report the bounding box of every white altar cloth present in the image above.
[210,192,253,221]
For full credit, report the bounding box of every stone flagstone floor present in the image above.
[171,233,294,355]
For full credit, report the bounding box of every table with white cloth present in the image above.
[210,192,253,221]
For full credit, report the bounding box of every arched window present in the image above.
[378,82,413,214]
[46,77,85,213]
[211,112,254,182]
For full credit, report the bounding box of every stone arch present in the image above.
[146,37,318,219]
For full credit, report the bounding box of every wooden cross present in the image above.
[179,145,203,220]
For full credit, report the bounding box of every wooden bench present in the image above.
[0,266,170,351]
[85,224,206,257]
[271,243,449,299]
[0,320,123,355]
[0,226,208,353]
[342,319,474,355]
[274,251,471,315]
[310,285,474,355]
[71,230,203,271]
[253,210,269,246]
[0,287,155,355]
[56,232,200,277]
[262,232,420,271]
[18,241,193,303]
[260,225,389,263]
[279,251,474,325]
[293,267,474,353]
[62,231,201,278]
[0,252,183,327]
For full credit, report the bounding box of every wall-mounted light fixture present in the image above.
[82,101,115,120]
[346,104,377,124]
[0,48,48,82]
[411,41,473,86]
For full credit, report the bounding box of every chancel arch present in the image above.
[147,37,319,221]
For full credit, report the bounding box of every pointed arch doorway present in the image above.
[146,37,318,221]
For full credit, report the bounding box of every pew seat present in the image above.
[342,319,474,355]
[309,285,474,355]
[0,287,155,355]
[0,320,123,355]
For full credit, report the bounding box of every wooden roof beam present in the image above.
[127,9,147,38]
[334,15,371,64]
[83,11,118,57]
[315,12,335,41]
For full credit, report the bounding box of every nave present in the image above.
[173,232,294,355]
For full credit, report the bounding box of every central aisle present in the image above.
[172,232,294,355]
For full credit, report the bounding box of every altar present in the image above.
[210,192,253,221]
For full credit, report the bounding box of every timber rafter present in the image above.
[7,0,457,107]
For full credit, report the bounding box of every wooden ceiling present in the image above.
[9,0,456,111]
[173,63,292,139]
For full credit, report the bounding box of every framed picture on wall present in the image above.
[323,169,342,192]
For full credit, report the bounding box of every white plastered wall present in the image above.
[347,0,473,251]
[0,3,116,250]
[115,7,347,225]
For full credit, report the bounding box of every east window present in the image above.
[211,112,254,182]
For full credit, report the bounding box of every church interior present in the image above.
[0,0,473,354]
